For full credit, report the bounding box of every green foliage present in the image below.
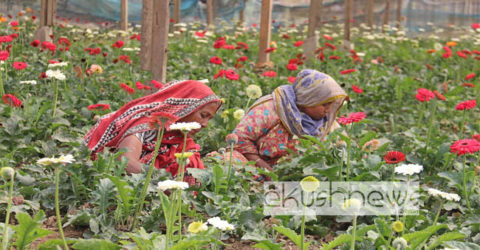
[273,226,310,250]
[12,210,54,250]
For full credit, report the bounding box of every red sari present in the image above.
[84,80,221,182]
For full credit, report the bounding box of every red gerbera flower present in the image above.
[352,85,363,94]
[0,36,13,43]
[12,61,27,70]
[235,42,249,50]
[455,100,476,110]
[209,56,222,65]
[456,51,468,59]
[0,50,9,61]
[194,30,206,38]
[338,112,366,125]
[329,55,340,60]
[237,56,248,62]
[293,41,304,47]
[120,83,135,94]
[222,44,235,50]
[415,88,435,102]
[149,112,178,129]
[10,21,18,27]
[472,23,480,29]
[462,83,475,88]
[325,42,336,50]
[224,69,239,81]
[472,134,480,142]
[286,63,298,71]
[322,35,332,40]
[214,69,224,79]
[450,139,480,155]
[135,81,151,90]
[213,39,226,49]
[288,76,296,83]
[151,80,163,89]
[282,34,290,39]
[2,94,22,107]
[384,151,406,164]
[30,39,40,47]
[340,69,356,75]
[263,71,277,77]
[87,104,110,110]
[432,90,446,101]
[264,47,276,53]
[112,40,124,48]
[465,73,475,80]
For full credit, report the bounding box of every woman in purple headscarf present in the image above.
[231,69,348,172]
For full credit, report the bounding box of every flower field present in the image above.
[1,9,480,250]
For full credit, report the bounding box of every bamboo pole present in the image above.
[151,0,170,83]
[304,0,322,60]
[396,0,402,28]
[366,0,374,28]
[255,0,273,69]
[344,0,352,41]
[34,0,56,42]
[173,0,181,24]
[121,0,128,31]
[140,0,153,71]
[206,0,213,26]
[383,0,391,32]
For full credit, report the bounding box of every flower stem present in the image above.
[425,101,437,154]
[351,214,357,250]
[346,140,351,181]
[53,80,59,117]
[1,171,14,250]
[432,200,444,225]
[462,154,473,214]
[55,168,69,250]
[459,110,466,137]
[226,143,234,189]
[131,125,165,230]
[300,205,306,250]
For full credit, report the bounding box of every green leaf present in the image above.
[107,176,134,213]
[374,218,391,238]
[72,239,121,250]
[12,210,54,250]
[427,232,465,250]
[442,241,480,250]
[38,239,78,250]
[322,234,352,250]
[253,240,283,250]
[403,224,448,249]
[170,235,222,250]
[437,171,463,188]
[358,131,377,147]
[273,226,310,249]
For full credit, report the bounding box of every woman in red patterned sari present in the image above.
[84,80,222,184]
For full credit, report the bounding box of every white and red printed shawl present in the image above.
[84,80,221,179]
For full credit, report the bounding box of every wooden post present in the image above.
[140,0,153,71]
[366,0,374,28]
[151,0,170,83]
[35,0,56,42]
[255,0,273,70]
[206,0,213,26]
[383,0,391,32]
[120,0,128,31]
[396,0,402,28]
[237,0,248,26]
[173,0,181,24]
[344,0,352,41]
[304,0,322,60]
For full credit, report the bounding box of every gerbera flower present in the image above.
[455,100,476,110]
[262,71,276,77]
[2,94,22,107]
[450,139,480,155]
[394,164,423,176]
[352,85,363,94]
[237,56,248,62]
[338,112,366,125]
[87,104,110,110]
[112,40,124,48]
[151,80,163,89]
[384,151,405,164]
[120,83,135,94]
[432,90,446,101]
[293,41,304,47]
[0,50,9,61]
[340,69,356,75]
[288,76,296,83]
[465,73,475,80]
[286,63,297,71]
[414,88,435,102]
[209,56,222,65]
[264,47,276,53]
[149,112,178,129]
[12,61,27,70]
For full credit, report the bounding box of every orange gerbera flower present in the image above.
[446,41,457,47]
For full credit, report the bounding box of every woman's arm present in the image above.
[244,153,273,171]
[117,134,143,174]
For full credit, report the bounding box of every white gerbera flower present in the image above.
[427,188,461,202]
[394,164,423,176]
[342,198,362,213]
[20,80,37,85]
[170,122,201,132]
[122,47,141,52]
[37,154,75,166]
[45,70,66,80]
[207,217,235,231]
[233,109,245,120]
[246,85,262,99]
[157,180,189,191]
[48,62,68,68]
